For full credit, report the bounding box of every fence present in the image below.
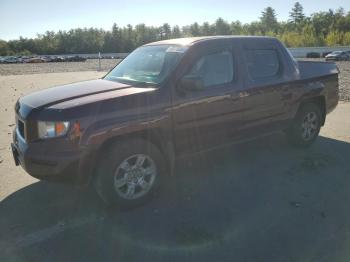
[288,46,350,58]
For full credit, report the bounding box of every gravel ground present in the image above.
[335,61,350,101]
[0,59,120,76]
[0,58,349,101]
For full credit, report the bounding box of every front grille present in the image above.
[17,118,25,140]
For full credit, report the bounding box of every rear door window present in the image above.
[244,49,280,80]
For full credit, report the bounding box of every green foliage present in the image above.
[343,32,350,45]
[201,22,212,36]
[326,30,343,46]
[172,25,181,38]
[301,24,322,46]
[230,21,243,35]
[280,31,304,47]
[260,7,278,33]
[214,18,231,35]
[289,2,305,25]
[1,2,350,56]
[161,23,172,39]
[0,40,13,56]
[190,22,200,36]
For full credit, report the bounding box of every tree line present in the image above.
[1,2,350,56]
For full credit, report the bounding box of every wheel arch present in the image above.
[298,96,326,126]
[92,128,174,179]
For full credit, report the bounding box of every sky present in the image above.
[0,0,349,41]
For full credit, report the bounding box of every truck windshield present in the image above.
[105,45,187,85]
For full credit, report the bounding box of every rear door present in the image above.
[238,39,293,138]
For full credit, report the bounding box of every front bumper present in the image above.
[12,128,94,185]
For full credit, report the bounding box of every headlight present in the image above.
[38,121,70,139]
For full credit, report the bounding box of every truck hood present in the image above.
[18,79,153,109]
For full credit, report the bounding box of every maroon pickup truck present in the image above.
[12,36,339,208]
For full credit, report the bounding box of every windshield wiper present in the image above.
[113,77,156,87]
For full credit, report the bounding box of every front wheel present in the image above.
[94,138,165,209]
[285,103,322,147]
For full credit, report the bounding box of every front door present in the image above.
[171,41,244,155]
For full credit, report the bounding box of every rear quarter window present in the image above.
[244,49,280,80]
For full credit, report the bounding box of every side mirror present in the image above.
[178,75,204,91]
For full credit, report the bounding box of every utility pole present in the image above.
[98,52,101,71]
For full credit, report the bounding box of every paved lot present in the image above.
[0,72,350,262]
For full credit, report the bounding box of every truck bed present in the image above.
[298,60,338,80]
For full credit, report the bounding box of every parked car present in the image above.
[15,56,23,63]
[325,51,350,61]
[11,36,339,208]
[306,52,321,58]
[322,51,332,58]
[27,57,46,63]
[51,56,65,62]
[42,56,53,62]
[21,56,31,63]
[66,55,87,62]
[3,56,20,63]
[101,55,114,59]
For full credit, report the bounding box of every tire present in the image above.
[94,138,165,209]
[285,103,322,147]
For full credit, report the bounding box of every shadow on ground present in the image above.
[1,134,350,262]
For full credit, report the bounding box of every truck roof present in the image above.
[144,35,277,47]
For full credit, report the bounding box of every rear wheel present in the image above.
[286,103,322,147]
[94,138,165,209]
